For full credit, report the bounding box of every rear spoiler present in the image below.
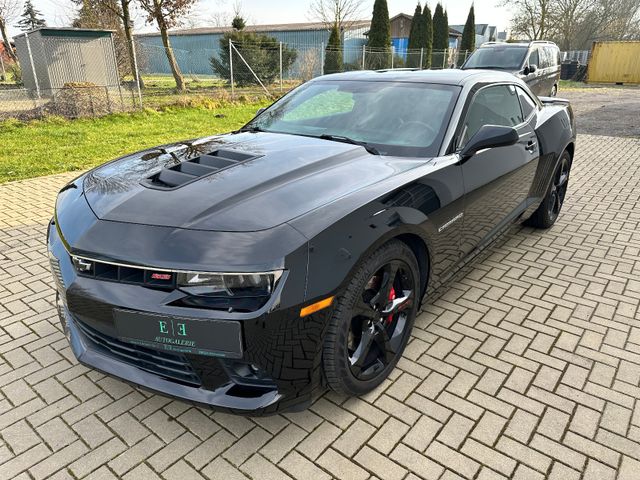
[538,96,570,106]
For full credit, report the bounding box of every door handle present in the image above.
[525,140,536,153]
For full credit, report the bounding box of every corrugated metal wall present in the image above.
[137,27,369,76]
[41,35,120,89]
[15,33,49,91]
[588,41,640,84]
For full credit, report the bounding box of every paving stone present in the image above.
[0,136,639,480]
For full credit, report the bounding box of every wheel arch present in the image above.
[394,233,430,303]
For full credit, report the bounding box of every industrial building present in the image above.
[135,21,370,76]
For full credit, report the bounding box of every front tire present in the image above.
[527,150,571,229]
[322,240,420,396]
[551,84,558,96]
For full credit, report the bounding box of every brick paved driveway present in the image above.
[1,134,639,480]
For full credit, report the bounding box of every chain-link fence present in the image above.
[0,84,141,121]
[135,41,470,99]
[2,34,470,121]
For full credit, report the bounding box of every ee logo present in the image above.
[158,320,187,336]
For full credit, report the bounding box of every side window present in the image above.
[461,85,524,147]
[528,48,539,68]
[516,86,537,119]
[547,47,560,67]
[538,48,549,69]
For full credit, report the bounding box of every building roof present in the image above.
[451,24,491,36]
[13,27,115,39]
[390,13,413,22]
[136,20,371,37]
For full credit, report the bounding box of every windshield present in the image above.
[463,46,528,70]
[244,80,460,157]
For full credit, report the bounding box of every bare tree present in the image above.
[502,0,554,40]
[209,10,231,27]
[309,0,366,30]
[85,0,143,87]
[138,0,198,92]
[507,0,640,47]
[0,0,20,62]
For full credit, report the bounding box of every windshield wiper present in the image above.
[319,134,381,155]
[234,125,264,133]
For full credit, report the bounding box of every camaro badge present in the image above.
[438,213,464,233]
[151,272,172,281]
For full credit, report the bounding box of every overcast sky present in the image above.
[8,0,513,38]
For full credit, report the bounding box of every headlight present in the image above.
[176,271,283,312]
[177,272,281,296]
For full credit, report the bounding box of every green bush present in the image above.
[8,62,22,84]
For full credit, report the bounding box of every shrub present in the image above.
[211,31,297,87]
[8,62,22,85]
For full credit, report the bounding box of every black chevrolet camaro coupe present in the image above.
[48,70,576,414]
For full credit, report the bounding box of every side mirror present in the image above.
[528,64,537,74]
[459,125,519,160]
[256,107,266,116]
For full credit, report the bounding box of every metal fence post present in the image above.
[229,39,234,98]
[419,48,424,69]
[391,46,394,69]
[24,33,41,110]
[109,33,125,109]
[443,48,447,68]
[320,43,325,76]
[279,42,283,92]
[131,34,143,108]
[362,44,366,70]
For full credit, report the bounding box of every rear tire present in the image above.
[322,240,420,396]
[527,150,571,229]
[551,84,558,97]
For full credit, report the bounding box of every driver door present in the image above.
[458,84,540,254]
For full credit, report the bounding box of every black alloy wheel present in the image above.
[323,240,420,395]
[547,153,571,223]
[347,261,414,380]
[527,149,572,229]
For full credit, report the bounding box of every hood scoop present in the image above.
[143,148,260,190]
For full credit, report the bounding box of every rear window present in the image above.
[463,46,528,71]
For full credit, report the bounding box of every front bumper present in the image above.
[48,220,330,415]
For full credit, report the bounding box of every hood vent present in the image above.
[143,148,260,190]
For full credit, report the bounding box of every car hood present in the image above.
[83,132,422,232]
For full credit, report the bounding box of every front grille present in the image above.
[73,257,176,289]
[75,319,201,387]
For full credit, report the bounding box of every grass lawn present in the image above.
[0,101,268,183]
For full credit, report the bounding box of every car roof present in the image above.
[310,69,522,87]
[479,41,558,49]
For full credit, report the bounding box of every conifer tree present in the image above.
[461,4,476,52]
[432,3,448,50]
[16,0,46,31]
[324,23,343,74]
[366,0,391,69]
[406,3,423,68]
[421,4,433,68]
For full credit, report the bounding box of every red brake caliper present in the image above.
[386,287,396,324]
